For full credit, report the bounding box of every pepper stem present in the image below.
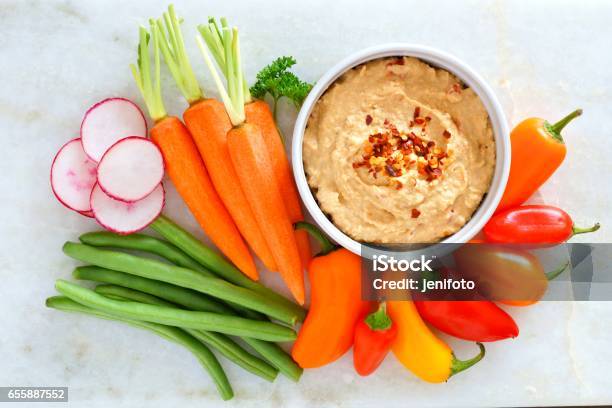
[571,222,600,237]
[364,302,392,331]
[545,261,570,281]
[294,222,336,256]
[546,109,582,142]
[450,343,485,377]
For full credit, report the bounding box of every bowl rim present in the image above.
[292,43,510,256]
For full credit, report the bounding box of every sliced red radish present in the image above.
[96,136,164,202]
[79,210,95,218]
[81,97,147,162]
[50,138,98,213]
[90,183,165,234]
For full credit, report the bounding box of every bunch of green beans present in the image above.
[47,217,305,400]
[93,285,279,382]
[73,266,303,381]
[62,242,300,325]
[46,296,234,400]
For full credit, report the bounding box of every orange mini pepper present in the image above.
[291,223,371,369]
[496,109,582,213]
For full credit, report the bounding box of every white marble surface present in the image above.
[1,0,611,406]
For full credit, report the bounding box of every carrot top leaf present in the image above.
[250,56,313,117]
[198,17,251,102]
[155,5,203,104]
[130,24,166,122]
[196,26,245,126]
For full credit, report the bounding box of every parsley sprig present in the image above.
[250,56,313,119]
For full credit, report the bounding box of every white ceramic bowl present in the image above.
[292,43,510,256]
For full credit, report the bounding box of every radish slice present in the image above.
[81,98,147,162]
[79,210,95,218]
[97,136,164,202]
[90,183,165,234]
[50,138,98,212]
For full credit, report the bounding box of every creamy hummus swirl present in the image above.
[303,57,495,244]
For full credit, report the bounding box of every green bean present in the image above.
[150,216,306,321]
[79,232,211,275]
[74,265,302,381]
[241,337,303,382]
[94,284,278,382]
[63,242,299,325]
[46,296,233,400]
[55,280,296,342]
[74,266,234,315]
[78,232,265,320]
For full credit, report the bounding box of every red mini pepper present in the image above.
[484,205,600,244]
[454,243,568,306]
[414,268,519,342]
[353,303,397,376]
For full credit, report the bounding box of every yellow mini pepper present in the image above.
[387,301,485,383]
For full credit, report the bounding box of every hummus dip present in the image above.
[303,56,495,244]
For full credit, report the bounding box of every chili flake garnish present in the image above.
[352,115,450,188]
[411,208,421,218]
[365,114,373,125]
[386,57,405,67]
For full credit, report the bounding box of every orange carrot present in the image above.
[228,123,304,304]
[197,25,304,303]
[130,22,257,279]
[184,100,278,271]
[154,7,277,272]
[201,20,311,270]
[245,100,311,270]
[150,117,257,279]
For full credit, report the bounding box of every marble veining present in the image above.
[1,0,611,407]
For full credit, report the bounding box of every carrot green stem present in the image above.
[198,19,225,72]
[197,25,246,126]
[198,18,252,103]
[130,24,166,122]
[450,343,485,377]
[196,36,239,124]
[155,5,203,104]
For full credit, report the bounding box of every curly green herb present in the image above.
[250,56,313,119]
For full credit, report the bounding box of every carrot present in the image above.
[184,100,277,271]
[155,7,276,272]
[244,101,311,269]
[200,21,311,270]
[229,124,304,304]
[130,23,257,279]
[149,117,256,278]
[197,25,304,303]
